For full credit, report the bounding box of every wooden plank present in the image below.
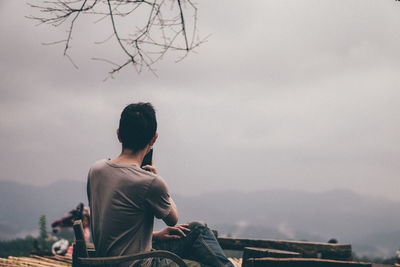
[218,237,352,260]
[245,257,372,267]
[8,256,61,267]
[244,247,301,258]
[73,220,89,266]
[0,258,19,267]
[243,246,301,265]
[30,255,71,266]
[0,256,70,267]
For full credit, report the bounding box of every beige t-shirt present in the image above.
[87,159,171,266]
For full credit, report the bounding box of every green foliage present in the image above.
[37,214,52,252]
[39,214,47,241]
[0,215,55,258]
[0,236,36,258]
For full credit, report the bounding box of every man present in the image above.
[87,103,233,267]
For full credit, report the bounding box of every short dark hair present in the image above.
[118,103,157,152]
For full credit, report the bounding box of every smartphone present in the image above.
[141,148,153,168]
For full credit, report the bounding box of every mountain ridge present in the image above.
[1,179,399,257]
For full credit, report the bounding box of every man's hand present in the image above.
[142,164,158,174]
[153,224,190,241]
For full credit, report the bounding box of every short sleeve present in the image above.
[145,176,171,219]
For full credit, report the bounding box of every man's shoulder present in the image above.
[88,159,165,185]
[89,159,109,172]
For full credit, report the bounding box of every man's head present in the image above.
[118,103,157,153]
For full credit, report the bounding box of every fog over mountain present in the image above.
[1,1,399,260]
[1,0,400,203]
[1,180,399,258]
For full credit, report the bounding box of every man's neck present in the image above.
[111,148,147,166]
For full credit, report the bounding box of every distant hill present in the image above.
[173,190,400,258]
[175,189,400,239]
[1,180,399,258]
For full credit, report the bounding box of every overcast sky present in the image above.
[1,0,400,201]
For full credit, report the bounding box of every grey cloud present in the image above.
[0,0,399,201]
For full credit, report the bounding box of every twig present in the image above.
[28,0,204,75]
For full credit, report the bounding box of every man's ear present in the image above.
[117,129,122,143]
[149,132,158,147]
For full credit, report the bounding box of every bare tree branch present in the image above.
[28,0,204,76]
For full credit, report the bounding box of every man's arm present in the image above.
[153,224,190,240]
[142,164,178,226]
[163,197,178,226]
